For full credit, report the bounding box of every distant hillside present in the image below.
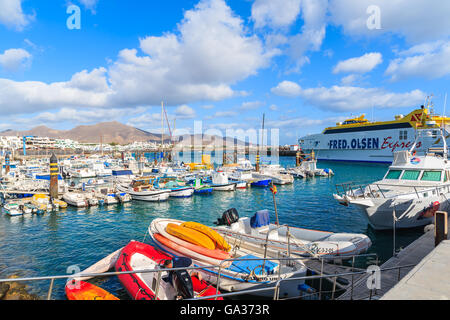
[0,122,250,146]
[0,122,171,144]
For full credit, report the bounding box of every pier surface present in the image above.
[381,240,450,300]
[338,227,439,300]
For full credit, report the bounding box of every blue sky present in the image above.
[0,0,449,144]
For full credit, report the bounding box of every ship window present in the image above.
[399,130,408,140]
[401,170,421,180]
[421,171,442,182]
[385,170,402,179]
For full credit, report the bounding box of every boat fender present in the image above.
[172,270,194,299]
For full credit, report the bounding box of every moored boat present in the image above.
[115,240,221,300]
[116,183,171,202]
[149,218,309,298]
[213,209,372,259]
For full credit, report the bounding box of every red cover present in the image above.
[115,240,222,300]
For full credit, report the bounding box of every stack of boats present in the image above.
[65,211,371,300]
[149,218,309,298]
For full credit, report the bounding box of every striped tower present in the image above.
[255,153,260,172]
[5,152,10,174]
[49,153,58,200]
[296,150,301,167]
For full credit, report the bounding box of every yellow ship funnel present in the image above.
[201,154,211,165]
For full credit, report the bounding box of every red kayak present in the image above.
[115,240,222,300]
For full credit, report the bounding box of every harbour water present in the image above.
[0,156,424,300]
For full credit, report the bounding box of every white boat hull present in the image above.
[117,185,171,202]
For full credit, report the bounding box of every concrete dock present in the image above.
[338,226,441,300]
[381,240,450,299]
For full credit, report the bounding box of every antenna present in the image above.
[443,93,448,128]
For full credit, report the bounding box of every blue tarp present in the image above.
[112,170,133,176]
[250,209,270,228]
[35,174,63,181]
[227,254,277,275]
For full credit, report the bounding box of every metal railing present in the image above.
[335,181,450,201]
[0,250,403,301]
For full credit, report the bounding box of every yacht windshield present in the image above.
[401,170,421,180]
[421,171,442,182]
[385,170,402,179]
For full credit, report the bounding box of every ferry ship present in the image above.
[298,102,450,163]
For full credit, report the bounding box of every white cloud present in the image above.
[79,0,99,13]
[340,74,361,86]
[0,48,31,71]
[239,101,264,110]
[282,84,426,112]
[201,104,215,109]
[0,0,34,31]
[175,105,196,119]
[269,104,278,111]
[0,0,275,115]
[333,52,383,74]
[251,0,302,29]
[386,41,450,81]
[271,80,302,97]
[287,0,328,71]
[107,0,275,107]
[0,68,113,114]
[328,0,450,43]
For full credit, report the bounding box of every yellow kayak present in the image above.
[166,223,215,250]
[181,221,231,252]
[65,280,119,300]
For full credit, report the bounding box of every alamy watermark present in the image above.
[170,121,280,166]
[366,265,381,290]
[366,5,381,30]
[67,5,81,30]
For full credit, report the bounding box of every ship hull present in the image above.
[300,126,449,164]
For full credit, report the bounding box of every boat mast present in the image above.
[161,101,164,162]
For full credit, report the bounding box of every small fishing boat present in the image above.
[65,281,119,300]
[210,172,236,191]
[229,179,247,189]
[250,179,271,187]
[116,184,171,202]
[252,165,294,185]
[191,178,213,194]
[213,209,372,259]
[284,167,306,179]
[115,240,222,300]
[115,192,132,203]
[149,218,309,298]
[62,192,89,207]
[160,180,195,198]
[3,203,23,216]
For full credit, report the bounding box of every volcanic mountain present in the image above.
[0,122,169,144]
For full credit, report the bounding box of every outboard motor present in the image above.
[215,208,239,226]
[172,269,194,299]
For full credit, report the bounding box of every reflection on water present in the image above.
[0,157,424,299]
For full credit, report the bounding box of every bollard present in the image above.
[49,153,59,200]
[435,211,448,247]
